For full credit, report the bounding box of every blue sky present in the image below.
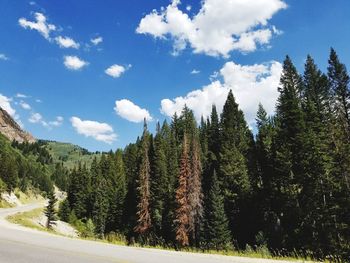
[0,0,349,151]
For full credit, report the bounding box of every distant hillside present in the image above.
[0,107,35,143]
[41,140,102,169]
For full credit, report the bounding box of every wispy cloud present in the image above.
[0,54,9,61]
[91,36,103,45]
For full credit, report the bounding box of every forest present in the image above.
[1,48,349,261]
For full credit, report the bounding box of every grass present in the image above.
[0,199,14,208]
[6,208,54,233]
[43,141,102,169]
[14,189,44,204]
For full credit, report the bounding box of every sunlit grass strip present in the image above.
[6,208,54,234]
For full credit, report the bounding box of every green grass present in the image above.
[0,199,14,208]
[43,141,102,169]
[14,189,44,205]
[6,208,53,233]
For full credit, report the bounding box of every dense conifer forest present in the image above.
[1,49,349,261]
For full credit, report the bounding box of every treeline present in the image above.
[61,49,348,260]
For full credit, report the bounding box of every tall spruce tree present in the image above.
[175,134,191,247]
[219,90,251,245]
[206,170,231,250]
[134,120,152,239]
[45,190,57,229]
[188,137,204,246]
[150,122,168,240]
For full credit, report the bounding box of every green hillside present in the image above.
[41,140,102,169]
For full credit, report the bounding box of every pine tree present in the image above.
[188,137,204,246]
[206,170,231,250]
[328,48,350,137]
[45,190,57,229]
[92,175,109,237]
[134,120,152,239]
[219,90,252,244]
[272,55,306,249]
[150,122,168,241]
[175,134,191,247]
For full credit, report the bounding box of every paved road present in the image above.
[0,203,299,263]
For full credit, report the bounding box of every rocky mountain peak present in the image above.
[0,107,36,143]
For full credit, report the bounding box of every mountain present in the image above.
[0,107,36,143]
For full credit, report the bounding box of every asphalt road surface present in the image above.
[0,203,299,263]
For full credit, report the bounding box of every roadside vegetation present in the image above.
[1,49,349,262]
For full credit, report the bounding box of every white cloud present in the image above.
[28,112,42,123]
[191,69,200,74]
[19,101,31,110]
[91,36,103,45]
[70,116,117,144]
[63,56,88,70]
[35,99,42,103]
[105,64,131,78]
[55,36,80,49]
[114,99,152,123]
[19,12,56,40]
[0,54,9,61]
[0,94,16,117]
[136,0,286,57]
[160,61,282,126]
[16,93,28,98]
[49,116,64,127]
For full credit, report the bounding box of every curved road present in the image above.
[0,203,298,263]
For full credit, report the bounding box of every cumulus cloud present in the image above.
[63,56,88,70]
[114,99,152,123]
[105,64,131,78]
[19,101,31,110]
[19,12,56,40]
[91,36,103,45]
[0,94,16,117]
[70,116,117,144]
[137,0,286,57]
[161,61,282,126]
[0,54,9,61]
[55,36,80,49]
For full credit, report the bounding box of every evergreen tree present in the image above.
[219,90,252,245]
[92,175,109,237]
[188,137,204,246]
[150,122,168,241]
[175,134,191,247]
[45,190,57,229]
[134,120,152,239]
[206,170,231,250]
[273,55,306,249]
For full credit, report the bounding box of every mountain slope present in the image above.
[0,107,35,143]
[42,141,102,169]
